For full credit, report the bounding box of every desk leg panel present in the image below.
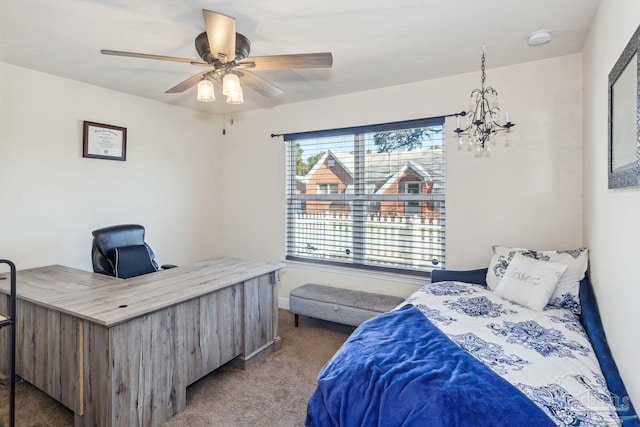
[241,274,278,364]
[76,322,111,426]
[271,272,281,352]
[184,284,242,385]
[1,299,82,413]
[108,306,186,427]
[0,295,9,379]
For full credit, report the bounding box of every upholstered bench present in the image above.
[289,283,405,327]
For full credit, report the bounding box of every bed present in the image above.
[306,268,639,427]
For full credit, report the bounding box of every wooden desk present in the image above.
[0,258,284,427]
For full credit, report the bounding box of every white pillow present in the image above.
[494,254,568,311]
[486,246,588,314]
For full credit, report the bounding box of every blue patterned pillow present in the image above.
[486,246,588,314]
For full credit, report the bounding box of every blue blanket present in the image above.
[306,305,556,427]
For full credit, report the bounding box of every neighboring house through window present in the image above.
[318,183,339,194]
[285,116,446,274]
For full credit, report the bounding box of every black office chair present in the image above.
[91,224,175,279]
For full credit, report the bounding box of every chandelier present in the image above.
[454,47,514,152]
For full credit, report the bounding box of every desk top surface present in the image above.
[0,258,284,327]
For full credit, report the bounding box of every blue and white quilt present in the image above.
[306,281,621,427]
[402,281,621,426]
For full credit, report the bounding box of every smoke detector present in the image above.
[528,30,552,46]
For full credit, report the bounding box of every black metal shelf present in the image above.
[0,260,16,427]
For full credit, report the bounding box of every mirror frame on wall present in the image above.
[608,24,640,189]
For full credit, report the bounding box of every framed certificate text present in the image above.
[83,121,127,161]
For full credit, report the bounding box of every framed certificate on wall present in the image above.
[83,121,127,161]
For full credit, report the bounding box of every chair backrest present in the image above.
[91,224,159,277]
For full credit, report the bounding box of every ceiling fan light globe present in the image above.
[222,73,241,96]
[196,78,215,102]
[226,87,244,104]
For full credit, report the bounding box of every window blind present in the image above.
[285,117,446,275]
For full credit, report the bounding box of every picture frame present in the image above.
[83,121,127,161]
[608,24,640,189]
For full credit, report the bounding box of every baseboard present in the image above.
[230,338,279,370]
[278,297,290,310]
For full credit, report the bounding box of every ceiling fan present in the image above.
[101,9,333,104]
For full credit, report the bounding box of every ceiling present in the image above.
[0,0,599,115]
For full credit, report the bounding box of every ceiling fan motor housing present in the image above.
[195,32,251,64]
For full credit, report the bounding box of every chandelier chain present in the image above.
[480,52,486,88]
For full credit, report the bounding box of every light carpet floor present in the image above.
[0,309,353,427]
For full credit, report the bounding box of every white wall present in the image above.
[0,54,586,320]
[0,62,222,271]
[583,0,640,407]
[219,54,584,300]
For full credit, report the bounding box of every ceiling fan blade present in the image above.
[202,9,236,63]
[101,49,208,66]
[165,70,211,94]
[238,70,284,98]
[237,53,333,71]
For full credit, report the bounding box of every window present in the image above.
[405,182,421,194]
[285,116,446,274]
[318,183,339,194]
[404,182,422,215]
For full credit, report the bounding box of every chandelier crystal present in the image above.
[454,48,514,153]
